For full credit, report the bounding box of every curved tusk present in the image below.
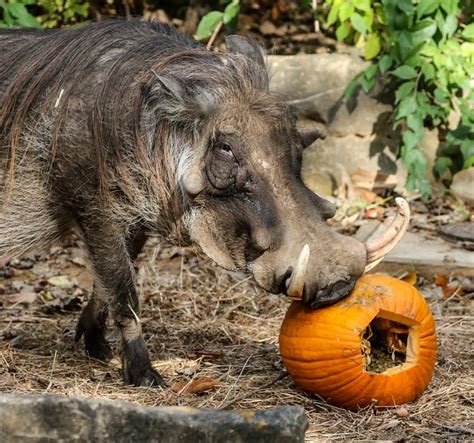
[364,197,410,273]
[286,244,310,300]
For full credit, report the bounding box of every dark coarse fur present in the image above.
[0,20,275,386]
[0,20,366,386]
[1,20,268,241]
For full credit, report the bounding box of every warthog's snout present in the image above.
[283,198,410,308]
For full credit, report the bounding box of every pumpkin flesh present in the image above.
[279,274,437,410]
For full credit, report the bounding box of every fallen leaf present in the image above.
[10,257,35,270]
[434,275,448,287]
[402,272,417,286]
[3,292,37,306]
[394,406,409,418]
[259,20,277,35]
[350,168,397,191]
[171,378,220,395]
[70,256,87,267]
[434,275,463,298]
[73,269,94,289]
[48,275,74,288]
[40,291,55,302]
[271,4,280,21]
[0,256,11,267]
[177,361,201,376]
[356,188,378,203]
[40,289,83,311]
[186,351,223,361]
[363,207,385,220]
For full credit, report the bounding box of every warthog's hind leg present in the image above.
[75,287,112,362]
[77,216,164,387]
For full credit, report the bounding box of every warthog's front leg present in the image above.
[75,285,112,361]
[77,218,164,387]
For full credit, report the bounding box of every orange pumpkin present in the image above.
[279,274,437,410]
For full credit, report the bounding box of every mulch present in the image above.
[1,228,473,440]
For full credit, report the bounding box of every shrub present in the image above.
[0,0,89,29]
[0,0,41,27]
[325,0,473,197]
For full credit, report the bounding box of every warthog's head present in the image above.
[153,36,409,308]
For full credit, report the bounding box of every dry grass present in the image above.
[0,238,473,441]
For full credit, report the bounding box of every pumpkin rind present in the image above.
[279,274,437,410]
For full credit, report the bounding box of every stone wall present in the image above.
[268,54,438,196]
[0,394,308,443]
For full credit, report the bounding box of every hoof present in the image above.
[124,365,167,388]
[122,337,167,388]
[75,311,112,362]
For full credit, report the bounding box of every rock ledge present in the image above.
[0,394,307,443]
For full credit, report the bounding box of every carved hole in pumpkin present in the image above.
[361,313,411,374]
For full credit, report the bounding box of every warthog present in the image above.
[0,20,408,386]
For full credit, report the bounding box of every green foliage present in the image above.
[0,0,88,28]
[0,0,40,28]
[326,0,473,198]
[37,0,89,28]
[196,0,240,40]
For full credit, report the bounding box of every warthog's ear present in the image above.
[297,121,326,149]
[152,70,216,118]
[225,35,266,69]
[152,70,184,100]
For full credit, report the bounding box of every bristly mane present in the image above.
[0,19,270,238]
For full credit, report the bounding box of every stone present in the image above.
[260,20,277,35]
[0,394,308,443]
[327,92,392,137]
[451,168,474,207]
[373,231,474,278]
[268,54,392,137]
[439,222,474,242]
[268,53,448,193]
[420,128,440,184]
[269,54,366,121]
[302,169,335,196]
[302,135,407,191]
[269,53,408,186]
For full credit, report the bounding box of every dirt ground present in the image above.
[0,231,473,441]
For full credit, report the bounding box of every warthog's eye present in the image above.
[205,138,239,192]
[215,141,235,159]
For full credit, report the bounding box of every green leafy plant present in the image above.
[0,0,88,28]
[195,0,240,41]
[0,0,41,27]
[324,0,474,197]
[37,0,89,28]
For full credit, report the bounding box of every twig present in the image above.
[219,372,289,410]
[441,286,463,306]
[207,21,223,50]
[441,425,474,435]
[312,0,320,33]
[44,350,58,393]
[123,0,131,20]
[216,354,253,408]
